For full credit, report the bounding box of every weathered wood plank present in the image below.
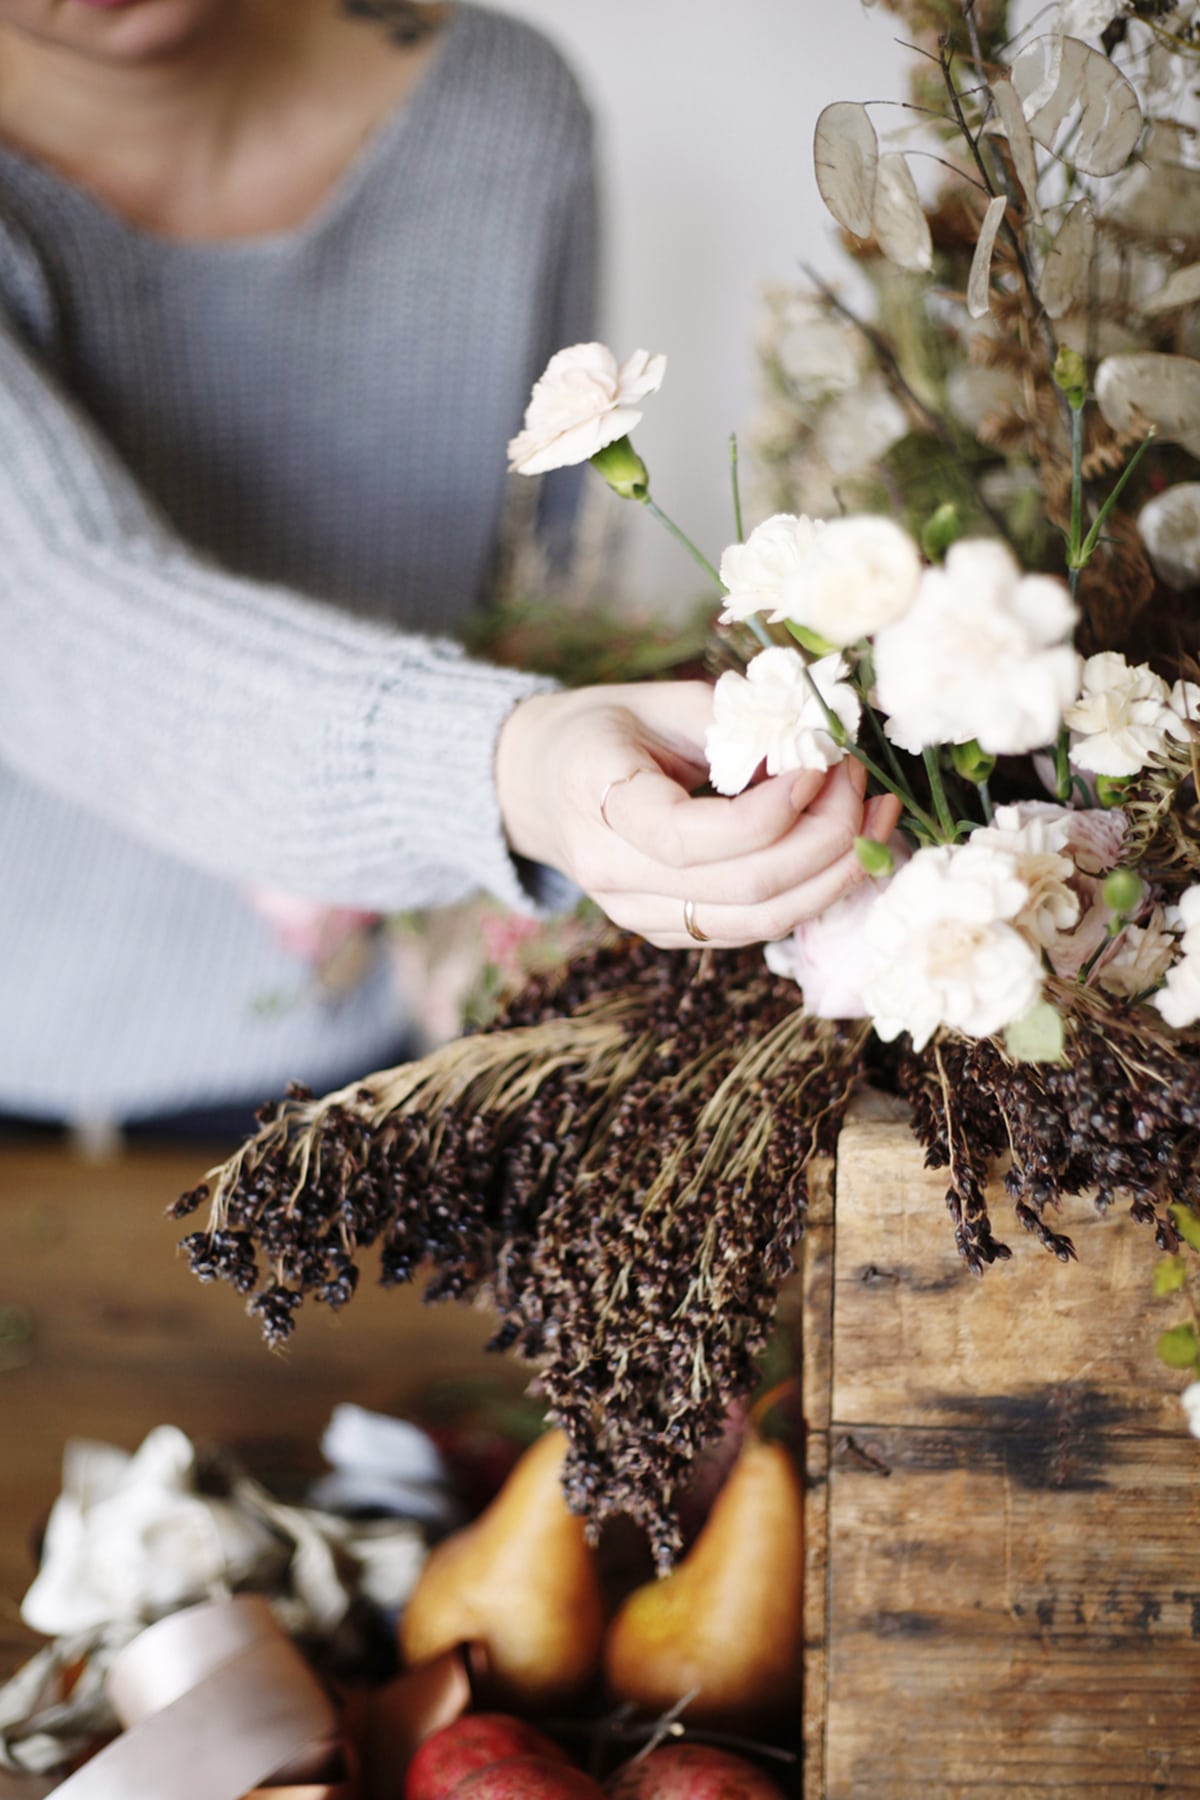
[800,1154,835,1799]
[832,1117,1182,1434]
[822,1420,1200,1790]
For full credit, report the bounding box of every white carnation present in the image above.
[862,844,1044,1051]
[1169,885,1200,948]
[874,539,1078,755]
[971,802,1081,949]
[720,512,921,647]
[1169,678,1200,742]
[1138,484,1200,592]
[507,343,665,475]
[1066,652,1177,777]
[705,648,861,796]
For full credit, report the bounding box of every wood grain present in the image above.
[813,1109,1200,1798]
[0,1143,519,1678]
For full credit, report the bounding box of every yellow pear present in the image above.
[399,1430,606,1709]
[603,1434,804,1725]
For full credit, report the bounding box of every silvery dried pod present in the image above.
[1138,485,1200,592]
[1011,35,1142,177]
[813,101,878,240]
[1144,263,1200,318]
[1096,352,1200,459]
[1104,122,1200,240]
[968,194,1009,319]
[988,77,1043,224]
[1040,200,1095,320]
[872,151,932,272]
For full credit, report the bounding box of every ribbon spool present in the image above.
[51,1597,353,1800]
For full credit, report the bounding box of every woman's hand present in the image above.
[495,681,901,948]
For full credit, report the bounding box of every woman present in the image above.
[0,0,893,1124]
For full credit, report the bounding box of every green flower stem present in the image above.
[1073,430,1156,568]
[1053,725,1073,802]
[862,693,914,795]
[795,661,940,838]
[1068,400,1084,602]
[923,746,956,841]
[642,496,724,591]
[977,779,994,825]
[729,433,745,544]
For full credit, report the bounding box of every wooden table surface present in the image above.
[0,1139,517,1678]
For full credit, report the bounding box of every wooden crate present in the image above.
[802,1100,1200,1798]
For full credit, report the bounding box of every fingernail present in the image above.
[789,777,811,811]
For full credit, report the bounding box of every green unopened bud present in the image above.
[1102,867,1144,917]
[589,434,650,501]
[950,739,996,786]
[920,501,963,563]
[855,835,895,878]
[1094,773,1131,809]
[785,620,839,658]
[1052,346,1088,409]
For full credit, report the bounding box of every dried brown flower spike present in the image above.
[181,939,866,1568]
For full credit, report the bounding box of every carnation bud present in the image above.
[1102,867,1143,917]
[589,435,650,501]
[920,501,963,562]
[1095,774,1131,808]
[950,739,996,786]
[1052,346,1088,409]
[855,835,895,878]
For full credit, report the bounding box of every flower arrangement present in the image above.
[180,0,1200,1564]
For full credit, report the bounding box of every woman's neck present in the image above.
[0,0,448,240]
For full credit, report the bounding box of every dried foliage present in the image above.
[180,941,866,1569]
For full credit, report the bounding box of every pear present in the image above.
[399,1431,606,1709]
[603,1435,804,1725]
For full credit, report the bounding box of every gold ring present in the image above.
[599,768,648,830]
[683,899,710,944]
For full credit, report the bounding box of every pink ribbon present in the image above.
[50,1599,352,1800]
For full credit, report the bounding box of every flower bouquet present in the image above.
[179,0,1200,1570]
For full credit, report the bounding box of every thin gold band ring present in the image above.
[683,899,710,944]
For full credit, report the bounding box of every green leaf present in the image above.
[1157,1323,1200,1370]
[785,620,838,658]
[1004,999,1066,1065]
[1169,1204,1200,1254]
[1154,1256,1189,1297]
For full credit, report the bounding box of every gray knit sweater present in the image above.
[0,4,594,1120]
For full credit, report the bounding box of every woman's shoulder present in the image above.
[443,5,593,144]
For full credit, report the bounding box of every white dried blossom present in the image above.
[1096,908,1177,998]
[1182,1381,1200,1439]
[862,843,1044,1051]
[1168,884,1200,951]
[1138,485,1200,592]
[705,648,860,796]
[507,343,665,475]
[1066,652,1178,777]
[1155,952,1200,1029]
[874,539,1078,755]
[719,512,921,647]
[764,858,900,1020]
[971,802,1081,949]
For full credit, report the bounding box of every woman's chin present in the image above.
[0,0,235,62]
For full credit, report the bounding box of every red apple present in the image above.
[405,1715,572,1800]
[606,1743,789,1798]
[451,1756,605,1797]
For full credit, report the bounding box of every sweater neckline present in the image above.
[0,2,475,259]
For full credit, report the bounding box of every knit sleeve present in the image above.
[0,315,563,915]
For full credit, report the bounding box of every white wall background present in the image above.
[499,1,907,604]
